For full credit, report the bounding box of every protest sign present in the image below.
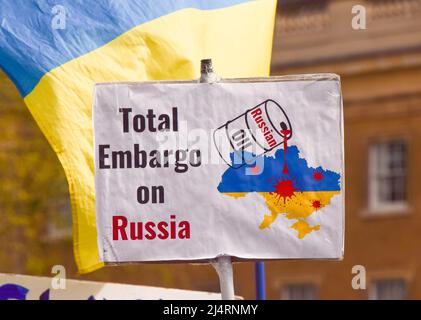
[93,74,344,263]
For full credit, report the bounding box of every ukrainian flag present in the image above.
[0,0,277,272]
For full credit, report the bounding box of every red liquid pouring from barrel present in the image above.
[280,122,291,174]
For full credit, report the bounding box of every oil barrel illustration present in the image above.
[213,99,292,168]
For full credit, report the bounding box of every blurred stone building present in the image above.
[258,0,421,299]
[1,0,421,299]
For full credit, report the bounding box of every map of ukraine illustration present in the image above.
[217,146,341,239]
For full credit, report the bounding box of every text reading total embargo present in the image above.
[97,107,202,173]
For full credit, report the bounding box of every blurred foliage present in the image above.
[0,77,72,275]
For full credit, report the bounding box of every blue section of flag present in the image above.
[0,0,250,97]
[217,146,341,192]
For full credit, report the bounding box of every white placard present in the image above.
[0,273,226,300]
[93,74,344,263]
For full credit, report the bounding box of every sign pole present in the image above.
[255,261,266,299]
[199,59,235,300]
[212,256,235,300]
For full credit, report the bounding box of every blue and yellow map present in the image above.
[218,146,341,238]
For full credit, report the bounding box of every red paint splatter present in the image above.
[312,200,321,209]
[281,129,291,174]
[270,178,297,204]
[313,172,323,181]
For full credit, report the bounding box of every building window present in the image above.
[368,140,407,212]
[282,283,317,300]
[369,279,407,300]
